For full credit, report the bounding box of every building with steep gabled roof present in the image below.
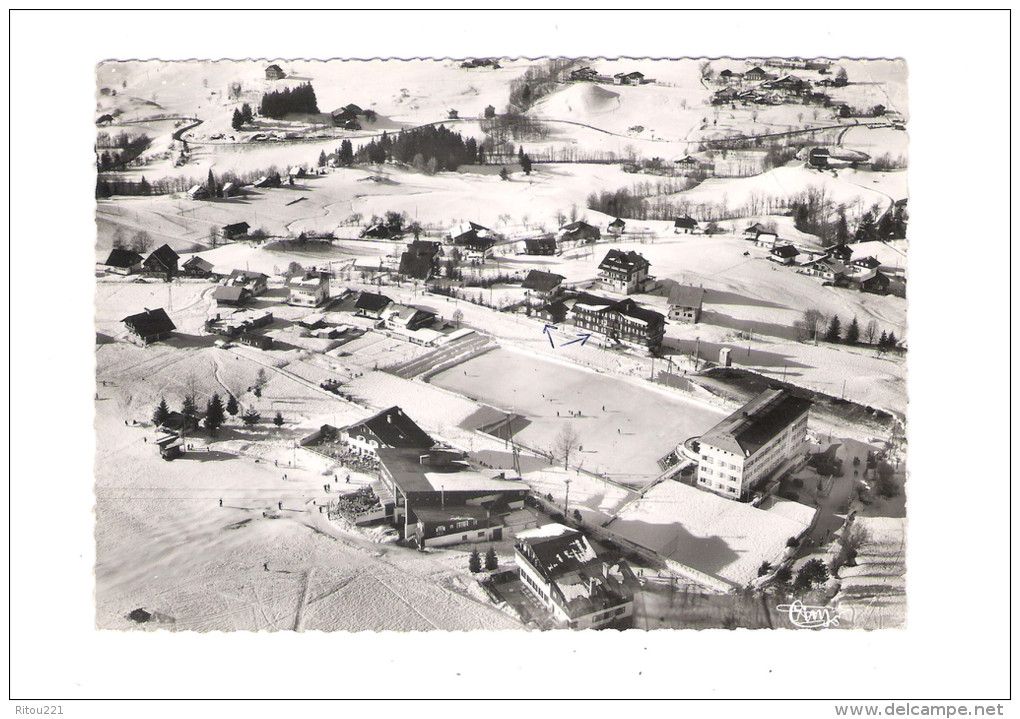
[212,285,250,307]
[667,284,705,323]
[522,269,565,299]
[597,249,651,294]
[557,221,601,244]
[122,307,176,345]
[143,244,180,277]
[102,248,143,275]
[354,291,393,319]
[769,244,800,265]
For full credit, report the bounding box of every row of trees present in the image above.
[96,134,152,172]
[259,83,319,119]
[97,161,291,198]
[111,228,153,254]
[152,393,286,433]
[353,125,480,171]
[507,58,575,110]
[796,310,899,348]
[467,546,499,572]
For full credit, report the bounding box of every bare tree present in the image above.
[130,230,153,254]
[553,424,581,470]
[865,319,879,345]
[451,308,464,328]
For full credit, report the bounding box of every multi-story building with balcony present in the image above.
[697,388,811,500]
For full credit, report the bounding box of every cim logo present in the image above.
[776,600,843,629]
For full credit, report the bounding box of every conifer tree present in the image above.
[204,394,225,434]
[152,397,170,427]
[273,411,284,427]
[484,546,499,571]
[468,548,482,573]
[181,395,199,422]
[231,108,243,131]
[226,394,239,417]
[241,407,261,429]
[824,315,842,343]
[844,316,860,344]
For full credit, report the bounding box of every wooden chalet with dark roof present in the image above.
[521,269,565,300]
[221,222,250,240]
[341,406,435,458]
[143,244,180,277]
[523,237,557,255]
[122,308,176,345]
[744,66,768,82]
[181,256,215,277]
[558,221,601,244]
[102,248,143,275]
[398,240,441,281]
[673,215,700,233]
[212,285,251,308]
[355,291,393,319]
[770,244,800,265]
[265,64,286,80]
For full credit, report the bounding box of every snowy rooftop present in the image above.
[378,448,524,495]
[608,481,817,587]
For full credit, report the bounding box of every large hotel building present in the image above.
[697,388,811,500]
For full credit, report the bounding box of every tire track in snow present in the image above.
[370,575,441,630]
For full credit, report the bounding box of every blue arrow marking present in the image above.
[543,324,558,348]
[561,333,593,347]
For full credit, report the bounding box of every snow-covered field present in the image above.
[430,346,727,479]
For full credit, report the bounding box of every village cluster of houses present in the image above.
[297,402,638,628]
[297,371,814,627]
[711,67,834,108]
[744,223,895,294]
[567,66,648,86]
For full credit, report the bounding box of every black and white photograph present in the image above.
[7,8,1012,714]
[91,55,908,633]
